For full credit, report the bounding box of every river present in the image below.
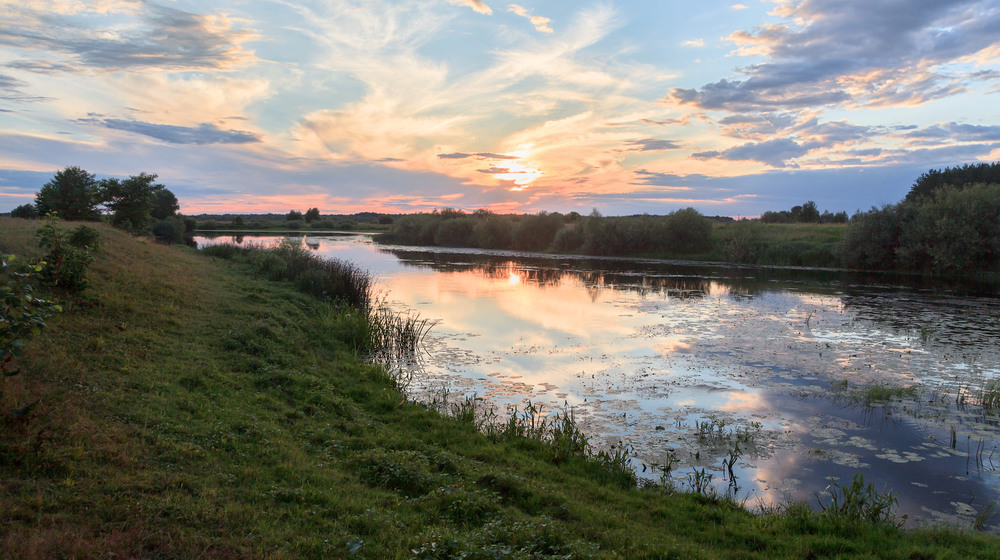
[197,232,1000,530]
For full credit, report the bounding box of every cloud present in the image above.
[669,0,1000,111]
[625,139,681,151]
[5,60,77,74]
[731,4,748,9]
[904,122,1000,142]
[692,138,812,168]
[0,3,256,71]
[0,72,48,102]
[509,4,553,33]
[448,0,494,15]
[82,118,261,145]
[682,39,705,48]
[438,152,520,160]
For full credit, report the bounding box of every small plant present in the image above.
[687,468,715,497]
[34,214,100,292]
[817,473,903,527]
[975,500,999,531]
[981,380,1000,410]
[1,254,61,390]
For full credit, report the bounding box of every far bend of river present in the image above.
[197,232,1000,530]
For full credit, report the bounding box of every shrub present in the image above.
[663,208,712,253]
[472,217,514,249]
[34,215,100,292]
[720,220,762,264]
[1,255,61,379]
[511,213,563,252]
[434,217,476,247]
[151,216,187,244]
[896,182,1000,273]
[838,205,904,270]
[10,204,37,219]
[551,225,584,253]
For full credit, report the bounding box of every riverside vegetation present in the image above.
[3,217,1000,558]
[377,164,1000,276]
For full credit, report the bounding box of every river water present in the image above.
[197,232,1000,530]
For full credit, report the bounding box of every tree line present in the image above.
[9,166,193,243]
[839,162,999,274]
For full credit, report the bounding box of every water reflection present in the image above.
[195,234,1000,530]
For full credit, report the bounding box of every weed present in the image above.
[975,500,999,531]
[817,474,904,527]
[687,468,715,497]
[981,380,1000,410]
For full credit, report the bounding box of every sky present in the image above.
[1,0,999,216]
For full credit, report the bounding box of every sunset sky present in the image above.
[1,0,999,216]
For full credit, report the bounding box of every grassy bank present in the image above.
[2,217,998,558]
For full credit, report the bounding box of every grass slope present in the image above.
[1,217,998,559]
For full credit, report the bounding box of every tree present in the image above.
[906,162,1000,201]
[35,166,101,221]
[10,204,37,219]
[99,172,163,234]
[151,187,179,220]
[798,201,821,223]
[286,210,303,221]
[304,207,321,223]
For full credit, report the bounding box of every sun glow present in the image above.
[493,148,543,190]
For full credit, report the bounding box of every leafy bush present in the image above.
[1,255,61,378]
[720,220,762,264]
[151,216,187,244]
[511,213,563,252]
[896,182,1000,273]
[838,205,905,270]
[551,224,584,253]
[10,204,37,219]
[840,183,999,273]
[472,217,513,249]
[435,216,476,247]
[34,215,100,292]
[663,208,712,253]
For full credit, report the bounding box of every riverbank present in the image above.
[2,217,998,558]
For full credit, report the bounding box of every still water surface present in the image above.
[198,233,1000,530]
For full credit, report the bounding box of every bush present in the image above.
[435,217,476,247]
[838,205,905,270]
[511,213,563,252]
[896,182,1000,273]
[1,255,61,378]
[34,215,100,292]
[151,216,187,244]
[551,225,584,253]
[472,217,514,249]
[720,220,762,264]
[663,208,712,253]
[10,204,37,219]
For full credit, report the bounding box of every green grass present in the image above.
[2,217,999,558]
